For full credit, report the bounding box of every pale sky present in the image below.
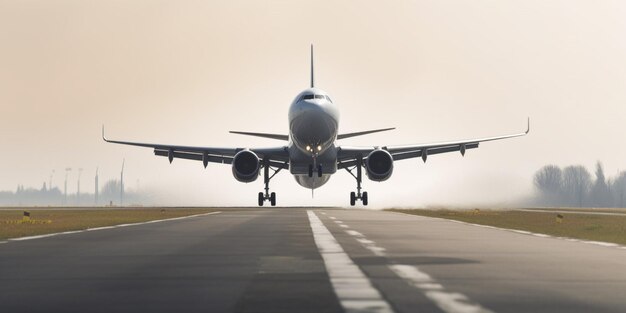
[1,0,625,207]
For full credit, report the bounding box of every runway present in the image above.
[1,208,626,313]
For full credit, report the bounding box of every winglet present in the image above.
[102,125,108,142]
[310,44,314,88]
[526,117,530,134]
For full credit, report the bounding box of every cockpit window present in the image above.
[300,94,330,101]
[325,95,332,102]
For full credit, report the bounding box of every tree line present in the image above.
[533,162,626,208]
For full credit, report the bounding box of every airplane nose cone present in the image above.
[289,101,338,154]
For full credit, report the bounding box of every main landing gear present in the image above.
[344,156,368,206]
[258,158,285,207]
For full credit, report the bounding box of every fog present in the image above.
[1,0,625,207]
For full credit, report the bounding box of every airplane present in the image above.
[103,45,529,207]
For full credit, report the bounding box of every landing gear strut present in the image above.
[258,158,285,207]
[344,156,368,206]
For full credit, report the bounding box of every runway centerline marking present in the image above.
[336,215,493,313]
[4,211,222,243]
[389,265,493,313]
[307,210,395,313]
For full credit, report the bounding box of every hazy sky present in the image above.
[2,0,626,207]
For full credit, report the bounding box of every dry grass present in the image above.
[388,209,626,246]
[0,208,219,240]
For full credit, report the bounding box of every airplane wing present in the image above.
[337,127,395,140]
[102,127,289,169]
[337,119,529,169]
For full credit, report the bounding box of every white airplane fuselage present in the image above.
[288,87,339,189]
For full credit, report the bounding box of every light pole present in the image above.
[95,167,99,206]
[77,168,83,205]
[64,168,72,205]
[120,159,125,206]
[49,169,55,191]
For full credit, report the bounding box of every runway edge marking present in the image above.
[307,211,395,313]
[386,211,626,251]
[4,211,222,243]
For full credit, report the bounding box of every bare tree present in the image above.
[613,172,626,208]
[562,165,592,207]
[591,161,611,207]
[533,165,562,205]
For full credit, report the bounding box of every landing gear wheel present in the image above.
[362,191,368,206]
[258,192,264,207]
[308,164,313,177]
[350,192,356,206]
[270,192,276,206]
[317,164,323,178]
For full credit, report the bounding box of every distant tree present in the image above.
[533,165,562,205]
[591,162,611,207]
[613,172,626,208]
[562,165,592,207]
[101,180,121,205]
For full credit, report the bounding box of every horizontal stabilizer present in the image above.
[337,127,395,140]
[229,131,289,141]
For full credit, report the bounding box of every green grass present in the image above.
[388,209,626,246]
[0,208,219,240]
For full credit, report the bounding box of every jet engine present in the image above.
[232,150,260,183]
[365,149,394,181]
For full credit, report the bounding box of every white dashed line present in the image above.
[346,230,364,237]
[336,216,493,313]
[330,216,337,220]
[389,264,494,313]
[344,228,386,256]
[3,211,222,243]
[340,224,349,228]
[307,210,395,313]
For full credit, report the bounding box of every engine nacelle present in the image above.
[365,149,394,182]
[232,150,260,183]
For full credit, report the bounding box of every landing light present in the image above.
[317,145,322,151]
[306,145,311,151]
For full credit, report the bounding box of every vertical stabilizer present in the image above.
[310,44,314,88]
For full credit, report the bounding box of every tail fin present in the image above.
[310,44,314,88]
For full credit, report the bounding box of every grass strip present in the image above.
[388,209,626,246]
[0,208,219,240]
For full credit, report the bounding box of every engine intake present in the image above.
[232,150,260,183]
[365,149,394,181]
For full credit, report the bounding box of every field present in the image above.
[388,208,626,246]
[0,208,219,240]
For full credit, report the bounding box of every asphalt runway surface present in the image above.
[1,208,626,313]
